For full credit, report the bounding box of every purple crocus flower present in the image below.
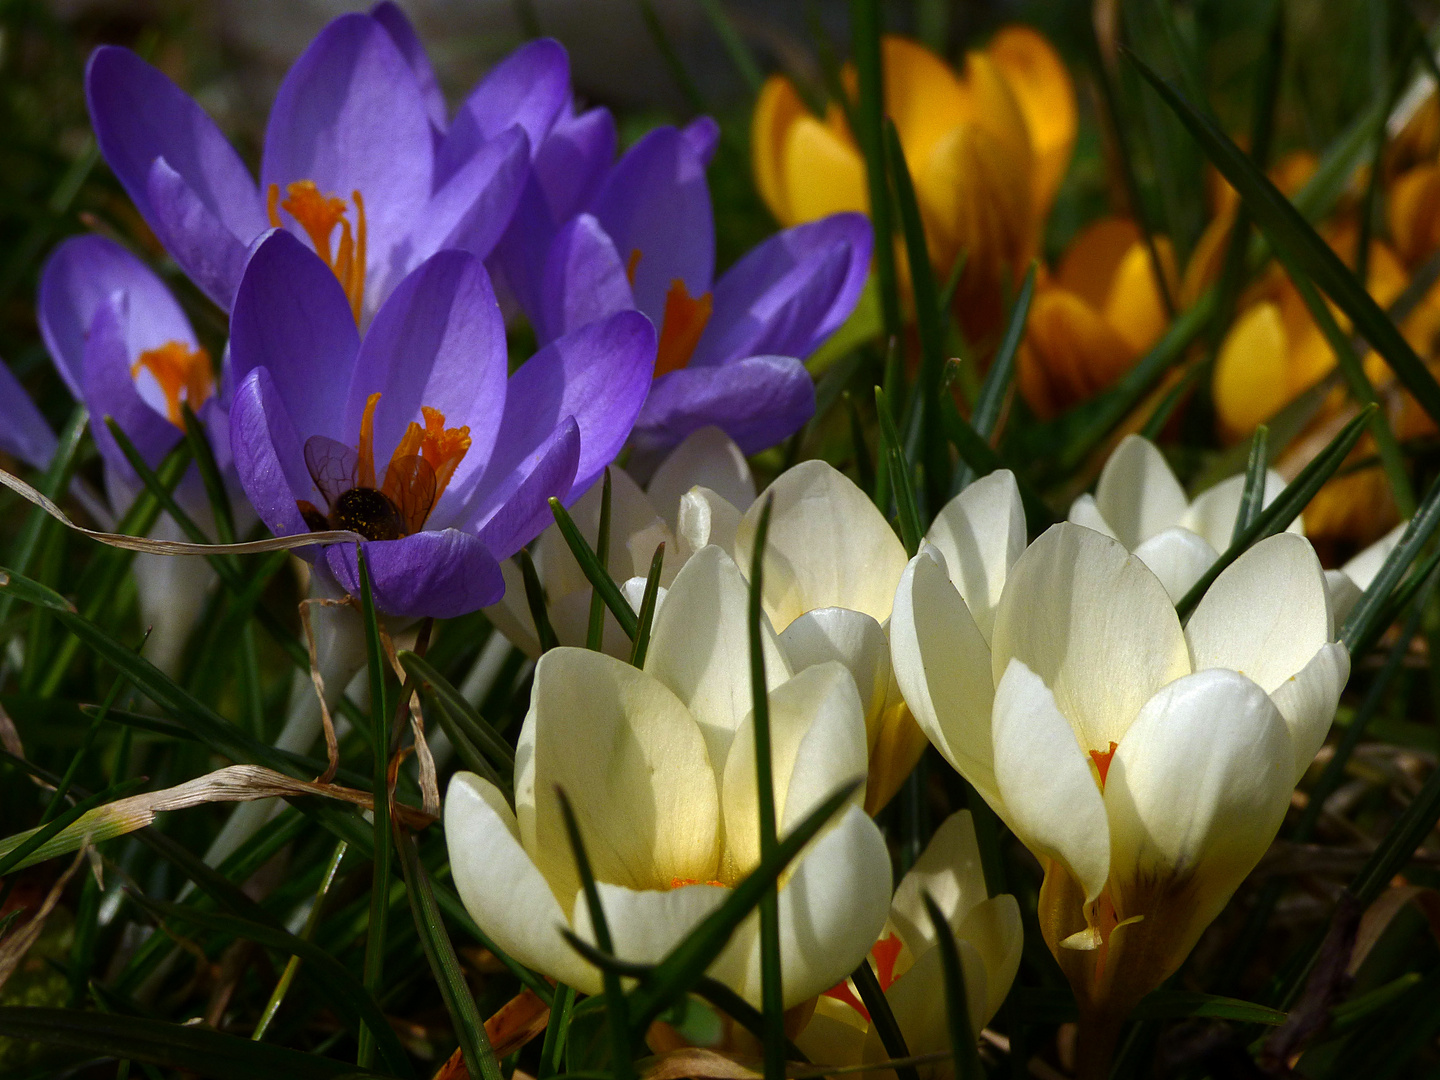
[522,121,872,455]
[0,362,57,472]
[84,2,572,318]
[228,230,655,621]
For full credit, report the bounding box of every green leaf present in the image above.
[1340,471,1440,654]
[398,652,515,774]
[538,983,575,1079]
[549,497,639,640]
[1231,425,1269,545]
[587,468,614,651]
[952,264,1034,495]
[394,823,502,1080]
[0,777,146,874]
[1012,988,1286,1025]
[695,0,762,92]
[875,387,922,556]
[629,542,666,668]
[180,403,236,544]
[851,958,917,1080]
[1126,47,1440,427]
[849,0,900,339]
[922,892,980,1080]
[518,547,560,653]
[1175,406,1374,619]
[356,545,392,1072]
[0,1007,392,1080]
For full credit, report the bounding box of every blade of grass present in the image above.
[639,0,707,114]
[355,545,391,1072]
[695,0,762,93]
[253,839,346,1041]
[398,652,515,773]
[517,548,559,653]
[629,542,666,668]
[587,469,614,651]
[549,498,639,640]
[0,778,145,876]
[179,404,235,544]
[1231,425,1270,545]
[538,983,575,1079]
[852,960,918,1080]
[1341,471,1440,653]
[936,395,1054,530]
[876,387,922,553]
[952,264,1034,494]
[845,392,877,495]
[1175,406,1374,619]
[850,0,901,339]
[923,893,980,1080]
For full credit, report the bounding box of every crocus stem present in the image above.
[1075,1011,1124,1080]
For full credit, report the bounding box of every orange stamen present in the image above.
[357,392,381,490]
[1089,740,1119,789]
[626,248,642,285]
[385,406,472,506]
[267,180,368,323]
[669,877,727,889]
[653,279,713,378]
[130,341,214,428]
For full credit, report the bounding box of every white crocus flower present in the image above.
[1068,433,1301,603]
[797,811,1022,1076]
[891,517,1348,1049]
[1324,520,1408,626]
[484,426,756,657]
[446,544,892,1007]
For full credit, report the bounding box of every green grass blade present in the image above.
[356,545,392,1071]
[253,839,347,1042]
[0,777,145,874]
[844,392,877,496]
[179,403,235,544]
[1340,471,1440,654]
[629,542,666,668]
[638,0,707,114]
[851,959,917,1080]
[398,651,515,773]
[953,264,1034,494]
[517,547,560,653]
[875,387,922,555]
[587,469,613,651]
[538,983,575,1079]
[549,497,639,640]
[695,0,762,93]
[922,893,980,1080]
[1175,406,1374,619]
[849,0,901,339]
[1231,425,1270,545]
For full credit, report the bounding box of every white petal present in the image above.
[538,469,666,598]
[1094,434,1189,550]
[726,805,893,1008]
[571,881,729,972]
[647,425,756,528]
[1180,469,1298,553]
[1067,493,1118,539]
[778,607,891,746]
[1341,519,1408,592]
[645,545,790,770]
[794,998,868,1069]
[872,939,988,1056]
[956,894,1022,1026]
[1132,527,1219,604]
[1104,668,1293,939]
[991,523,1190,751]
[525,648,721,908]
[1186,532,1332,694]
[925,469,1027,644]
[1270,642,1350,784]
[889,549,999,805]
[888,810,989,962]
[1324,569,1364,632]
[444,772,597,993]
[991,659,1111,904]
[483,558,542,658]
[675,486,743,560]
[735,460,908,630]
[721,662,868,878]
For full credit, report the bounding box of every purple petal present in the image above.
[435,38,570,184]
[38,234,196,399]
[260,14,434,290]
[85,46,265,255]
[536,213,633,344]
[399,126,529,277]
[472,418,581,558]
[0,360,57,470]
[587,125,714,324]
[146,158,256,310]
[635,355,814,455]
[370,2,448,132]
[690,233,857,369]
[82,297,183,477]
[534,105,616,223]
[229,231,359,445]
[344,250,508,507]
[325,529,505,618]
[681,116,720,166]
[230,367,315,541]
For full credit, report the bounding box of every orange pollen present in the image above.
[653,278,713,378]
[348,392,472,535]
[1090,740,1119,789]
[625,248,642,285]
[669,877,727,889]
[268,180,368,324]
[821,934,904,1023]
[390,405,472,500]
[130,341,214,428]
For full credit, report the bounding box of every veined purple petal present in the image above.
[325,529,505,618]
[400,125,529,277]
[636,354,814,455]
[260,13,433,290]
[344,250,508,507]
[690,242,851,370]
[470,418,580,558]
[486,178,556,326]
[38,234,196,400]
[681,116,720,166]
[435,38,569,184]
[370,2,448,132]
[83,297,183,477]
[147,158,256,310]
[536,213,633,344]
[0,360,57,470]
[230,367,316,541]
[534,104,616,224]
[230,231,359,446]
[85,46,266,256]
[587,125,714,325]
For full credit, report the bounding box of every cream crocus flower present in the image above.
[446,543,892,1007]
[484,426,756,657]
[1068,433,1301,603]
[797,811,1022,1077]
[1324,519,1407,625]
[891,518,1348,1064]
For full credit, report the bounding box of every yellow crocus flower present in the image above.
[752,29,1075,346]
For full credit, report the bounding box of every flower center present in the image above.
[130,341,214,428]
[626,249,713,377]
[268,180,367,323]
[297,392,471,541]
[669,877,727,889]
[820,933,904,1022]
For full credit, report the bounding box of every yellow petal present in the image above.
[877,35,968,173]
[1017,287,1136,419]
[781,113,869,223]
[1055,217,1142,308]
[1390,166,1440,266]
[1212,301,1291,439]
[1179,211,1232,309]
[1103,236,1177,355]
[986,25,1077,219]
[752,75,809,226]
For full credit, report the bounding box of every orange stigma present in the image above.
[130,341,214,428]
[268,180,367,323]
[390,405,473,498]
[654,278,713,378]
[821,934,905,1022]
[625,248,642,285]
[1089,740,1120,789]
